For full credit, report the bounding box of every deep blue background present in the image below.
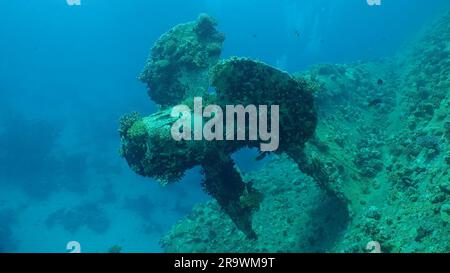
[0,0,448,252]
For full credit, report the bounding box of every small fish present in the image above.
[377,79,384,86]
[294,30,301,37]
[368,98,383,107]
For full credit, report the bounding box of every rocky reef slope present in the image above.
[160,12,450,253]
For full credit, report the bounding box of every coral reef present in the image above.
[121,14,322,238]
[139,14,225,107]
[154,12,450,253]
[212,57,318,151]
[120,57,319,238]
[161,155,348,253]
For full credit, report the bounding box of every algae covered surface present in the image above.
[1,1,450,253]
[123,12,450,253]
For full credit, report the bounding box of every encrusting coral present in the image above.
[159,13,450,252]
[120,57,319,238]
[120,14,321,238]
[120,12,450,252]
[139,14,225,107]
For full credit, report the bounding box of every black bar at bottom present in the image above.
[0,253,447,272]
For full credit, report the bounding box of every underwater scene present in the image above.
[1,0,450,253]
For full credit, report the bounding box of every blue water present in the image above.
[0,0,449,253]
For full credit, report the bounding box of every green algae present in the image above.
[157,12,450,253]
[139,14,225,107]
